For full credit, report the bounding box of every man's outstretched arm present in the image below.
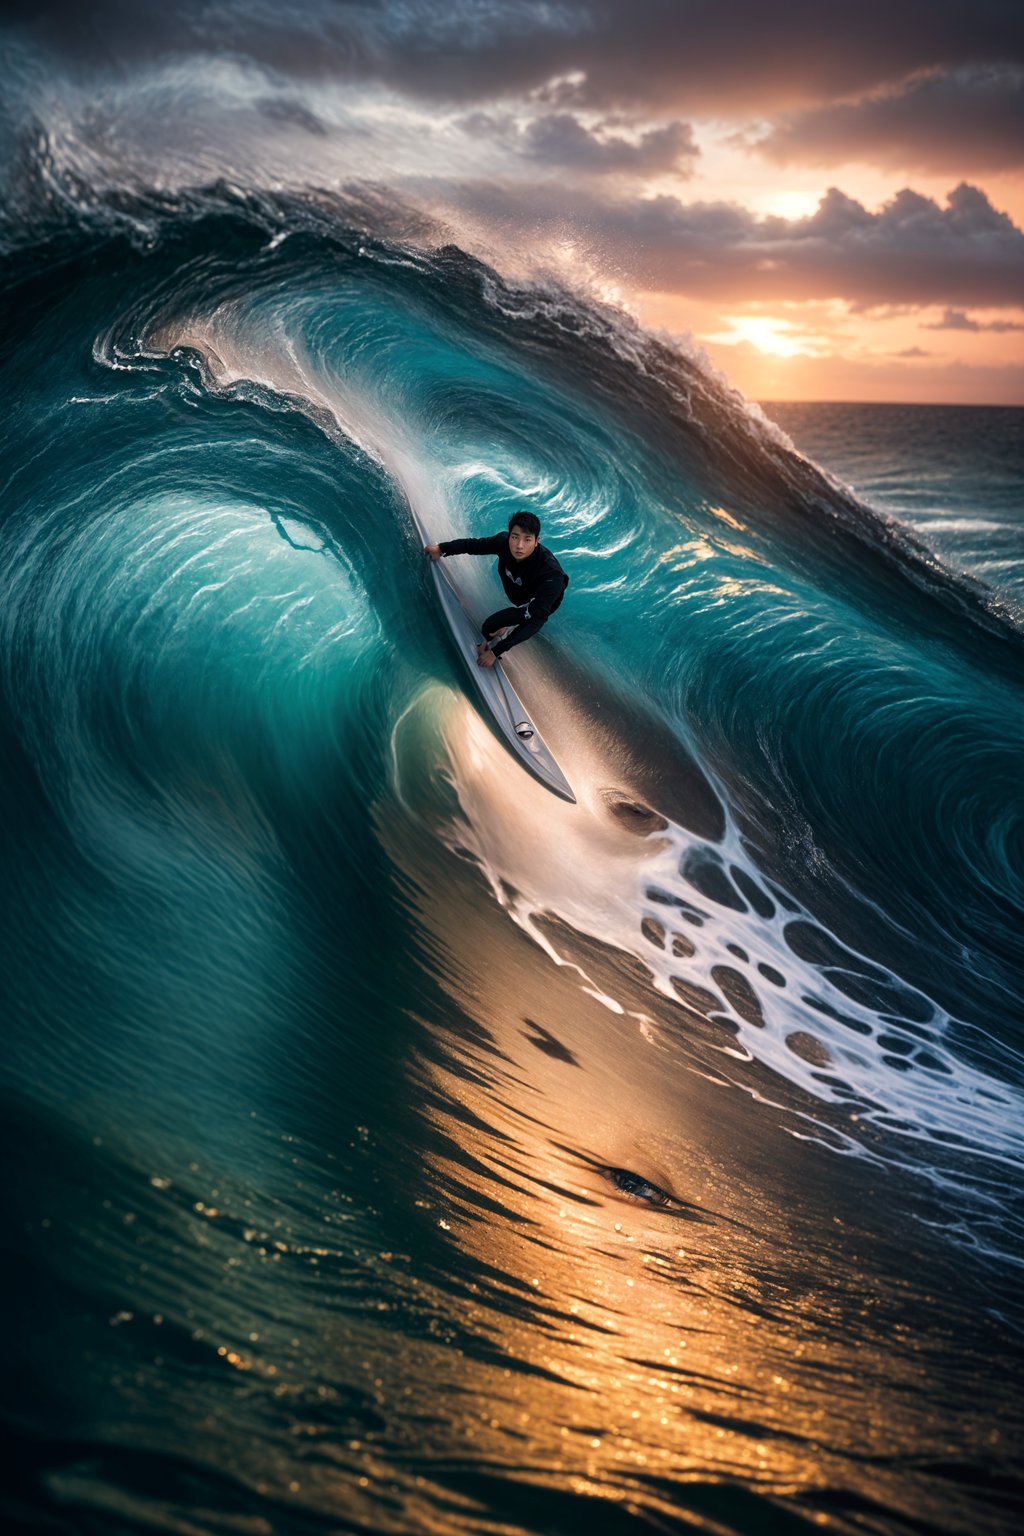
[424,534,505,559]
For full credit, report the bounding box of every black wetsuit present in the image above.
[438,533,568,657]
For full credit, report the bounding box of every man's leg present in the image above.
[479,606,522,651]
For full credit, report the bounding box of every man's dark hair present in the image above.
[508,511,541,538]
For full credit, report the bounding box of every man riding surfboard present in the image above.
[424,512,568,668]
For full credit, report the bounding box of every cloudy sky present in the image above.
[7,0,1024,402]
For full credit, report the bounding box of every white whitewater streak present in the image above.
[441,702,1024,1179]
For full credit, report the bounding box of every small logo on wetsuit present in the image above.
[504,568,523,585]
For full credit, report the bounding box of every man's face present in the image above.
[508,524,539,561]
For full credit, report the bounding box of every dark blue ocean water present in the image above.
[765,402,1024,619]
[1,183,1023,1536]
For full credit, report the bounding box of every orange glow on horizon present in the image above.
[634,291,1024,406]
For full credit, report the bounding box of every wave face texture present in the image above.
[2,175,1024,1535]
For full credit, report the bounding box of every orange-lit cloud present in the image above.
[428,179,1024,310]
[754,66,1024,175]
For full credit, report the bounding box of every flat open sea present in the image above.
[765,401,1024,616]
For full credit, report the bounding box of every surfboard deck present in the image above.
[423,546,576,804]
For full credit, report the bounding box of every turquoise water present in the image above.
[1,185,1023,1535]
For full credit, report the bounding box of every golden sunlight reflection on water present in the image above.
[365,688,1004,1528]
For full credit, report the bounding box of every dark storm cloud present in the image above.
[432,180,1024,309]
[362,0,1024,116]
[522,113,698,175]
[756,67,1024,174]
[7,1,1023,117]
[463,110,699,176]
[924,308,1024,332]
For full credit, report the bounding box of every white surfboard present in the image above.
[422,541,575,804]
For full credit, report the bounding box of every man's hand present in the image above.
[477,647,497,669]
[424,543,442,560]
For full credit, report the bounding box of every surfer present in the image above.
[424,513,568,668]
